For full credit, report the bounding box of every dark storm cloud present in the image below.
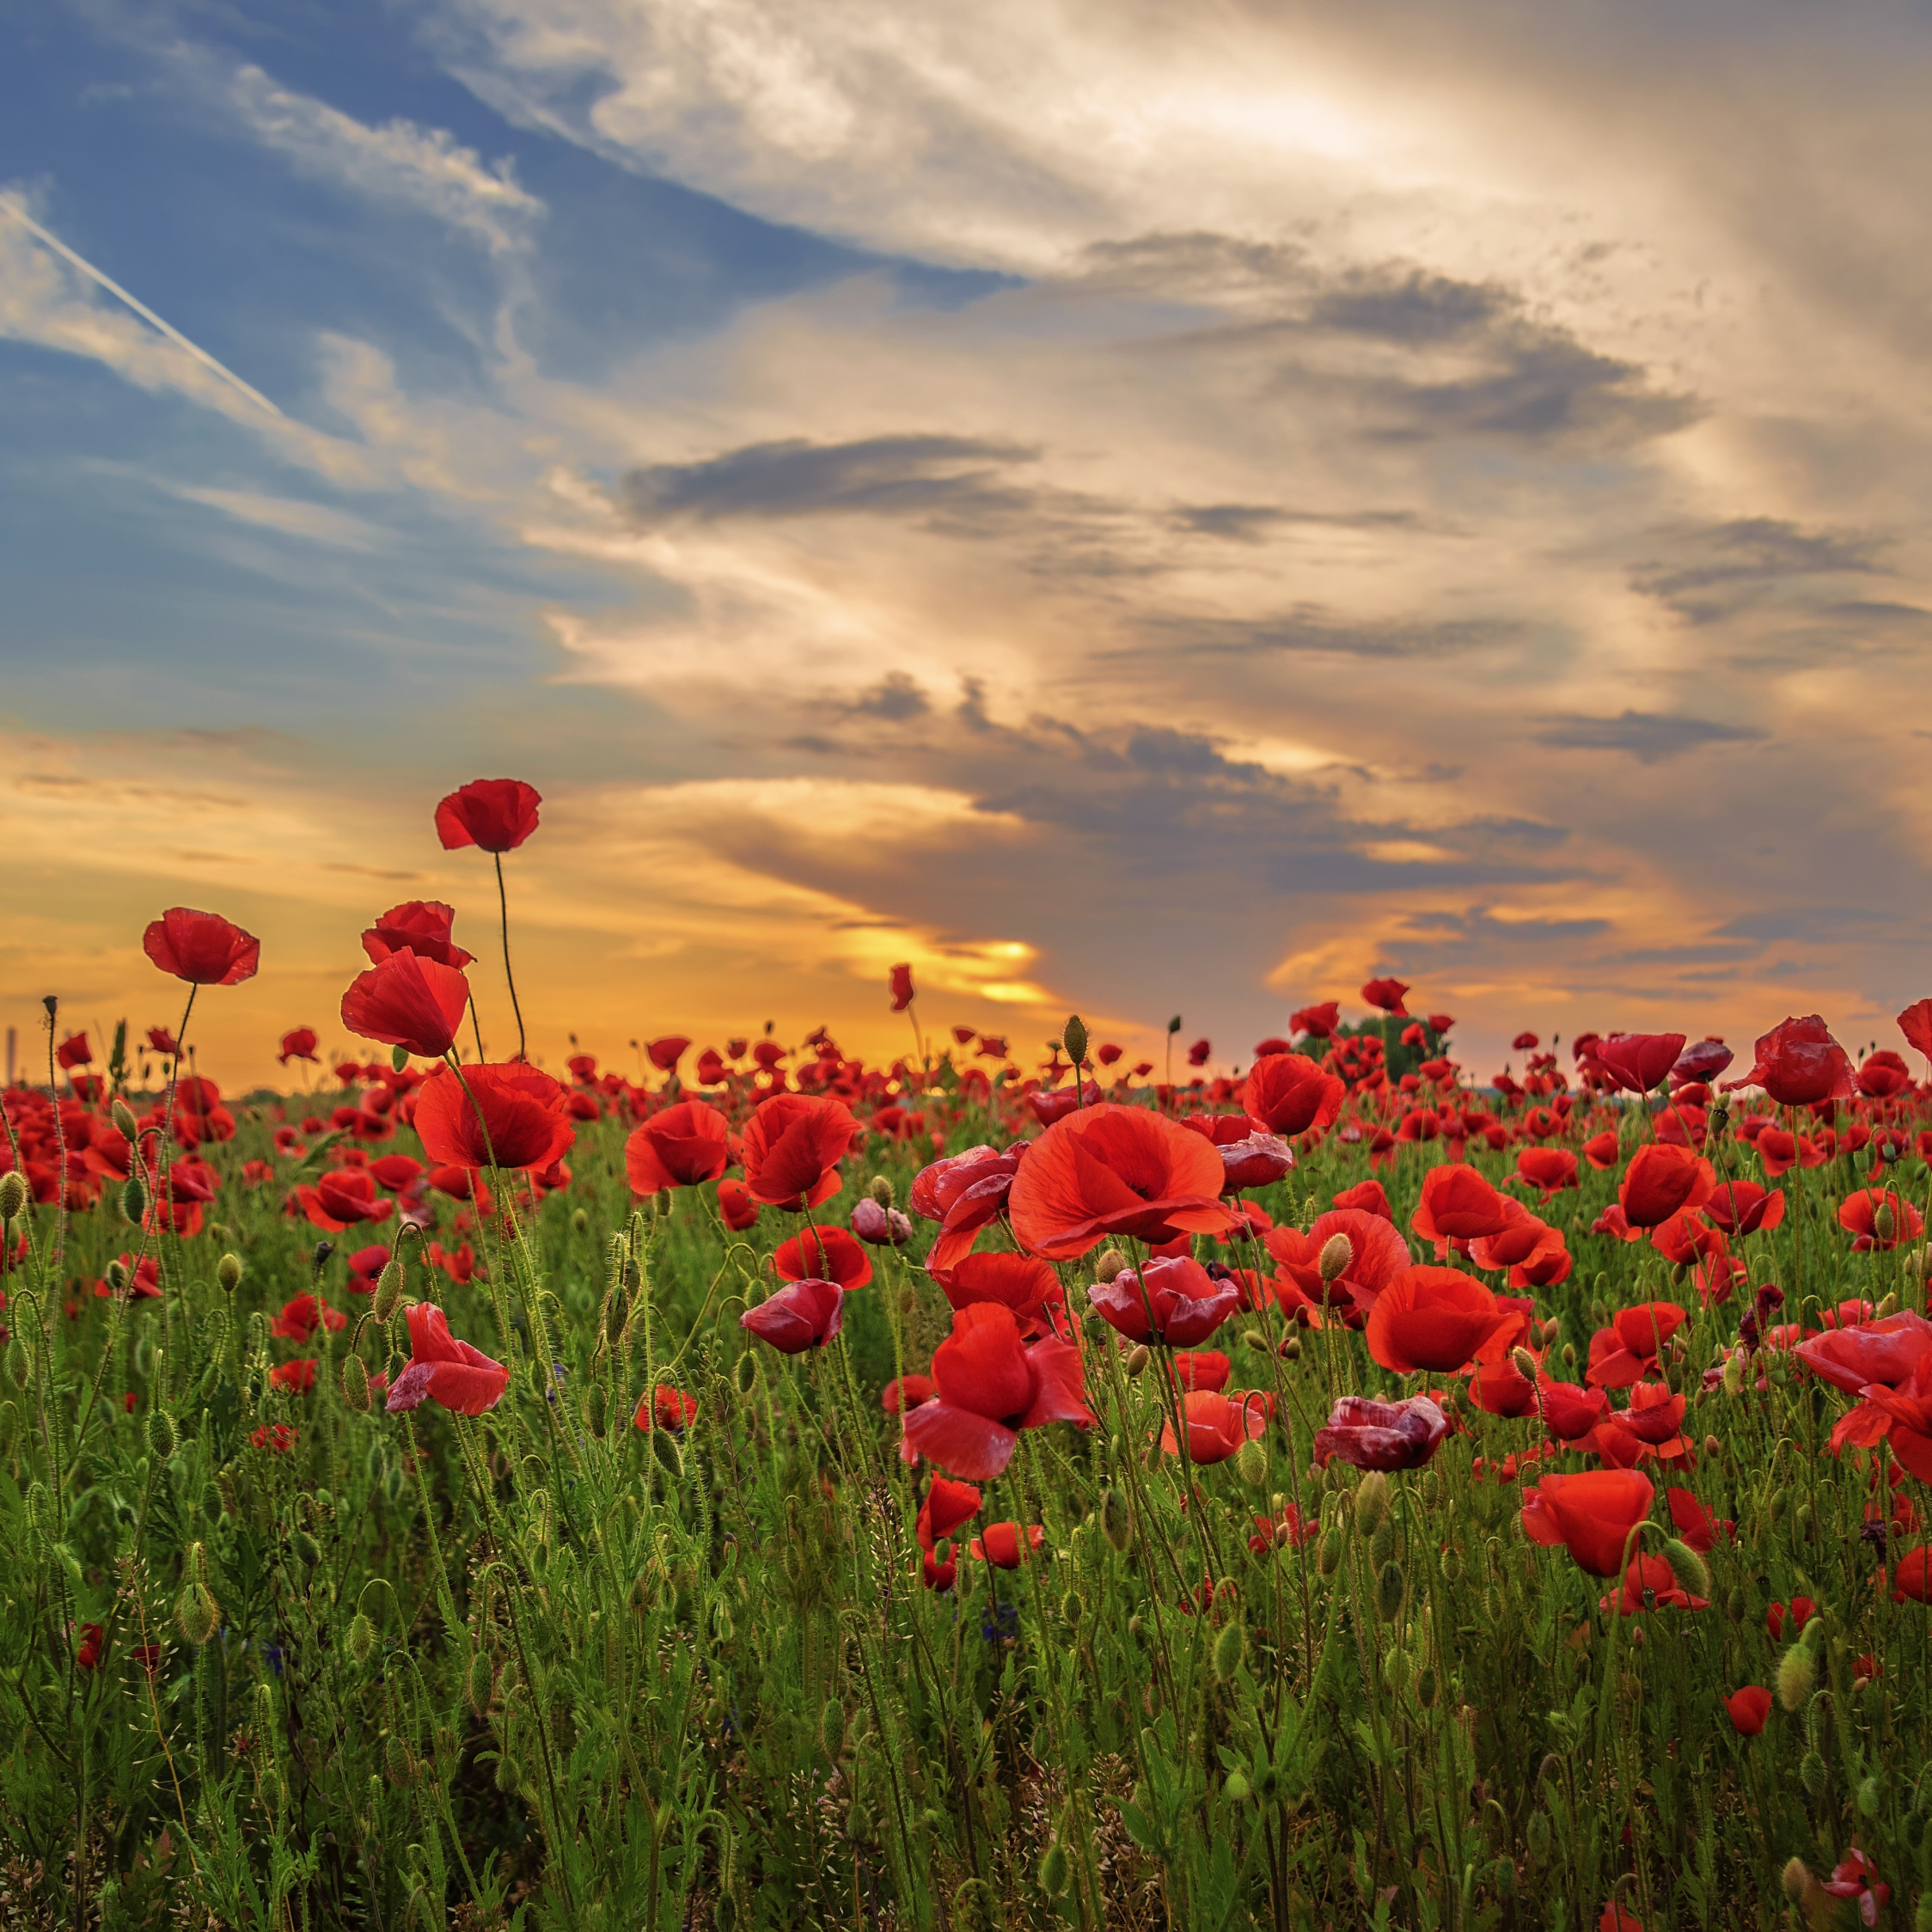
[1532,710,1767,763]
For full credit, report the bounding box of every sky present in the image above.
[5,0,1932,1091]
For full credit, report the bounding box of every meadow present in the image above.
[2,778,1929,1932]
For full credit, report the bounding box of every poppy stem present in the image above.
[494,853,527,1063]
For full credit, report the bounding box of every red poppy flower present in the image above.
[1241,1052,1345,1139]
[850,1197,911,1245]
[1725,1014,1854,1107]
[1605,1379,1687,1447]
[1856,1049,1912,1099]
[916,1476,981,1550]
[900,1303,1093,1480]
[1666,1487,1731,1555]
[740,1093,857,1209]
[1366,1266,1514,1374]
[883,1374,937,1415]
[1848,1354,1932,1483]
[384,1302,508,1415]
[1722,1686,1770,1736]
[1410,1165,1511,1251]
[1837,1187,1923,1252]
[1606,1550,1709,1615]
[1290,1000,1340,1039]
[1703,1179,1784,1237]
[889,963,915,1011]
[1171,1349,1232,1391]
[933,1250,1059,1322]
[362,900,474,970]
[73,1623,105,1671]
[53,1031,90,1069]
[910,1144,1024,1271]
[635,1385,698,1433]
[773,1226,873,1291]
[1888,1547,1931,1603]
[1794,1311,1932,1394]
[1313,1393,1448,1470]
[1520,1469,1654,1576]
[278,1026,320,1065]
[340,951,471,1061]
[1467,1355,1538,1417]
[1007,1104,1232,1261]
[646,1036,690,1073]
[1593,1033,1686,1095]
[1266,1208,1408,1318]
[1360,977,1409,1015]
[1537,1373,1609,1441]
[1089,1254,1240,1346]
[1581,1129,1620,1170]
[1214,1129,1293,1192]
[270,1359,318,1394]
[1187,1037,1212,1067]
[1513,1146,1579,1198]
[433,779,541,853]
[718,1177,759,1232]
[1465,1196,1558,1273]
[1617,1143,1715,1230]
[741,1278,844,1354]
[143,908,260,987]
[294,1168,394,1232]
[970,1522,1044,1568]
[1585,1302,1687,1388]
[1160,1390,1267,1464]
[625,1101,731,1193]
[269,1293,345,1342]
[1821,1847,1889,1924]
[1331,1178,1392,1220]
[413,1062,575,1172]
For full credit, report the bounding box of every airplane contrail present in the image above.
[0,196,284,419]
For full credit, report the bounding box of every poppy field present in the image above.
[5,780,1932,1932]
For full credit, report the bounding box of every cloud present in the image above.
[1631,517,1883,625]
[165,484,386,550]
[1532,710,1769,762]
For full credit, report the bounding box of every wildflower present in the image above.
[1837,1187,1923,1253]
[740,1279,844,1354]
[900,1303,1093,1480]
[384,1303,509,1415]
[1665,1487,1733,1554]
[1702,1179,1785,1237]
[1159,1391,1267,1464]
[717,1178,759,1232]
[1593,1033,1686,1095]
[413,1062,575,1172]
[624,1101,731,1193]
[850,1196,912,1244]
[1722,1686,1771,1735]
[1886,1546,1930,1601]
[1617,1144,1715,1230]
[740,1093,858,1209]
[1314,1393,1448,1470]
[1366,1266,1514,1375]
[293,1167,395,1232]
[971,1522,1043,1568]
[909,1144,1024,1272]
[251,1422,298,1453]
[1089,1254,1239,1347]
[1586,1302,1687,1389]
[269,1360,317,1394]
[142,907,260,986]
[1821,1847,1889,1926]
[1410,1165,1511,1252]
[933,1250,1061,1324]
[916,1476,981,1550]
[433,779,541,853]
[73,1623,105,1670]
[1008,1104,1231,1260]
[269,1294,344,1343]
[1605,1550,1709,1614]
[1520,1470,1655,1576]
[1513,1146,1579,1197]
[1240,1053,1344,1139]
[1360,978,1409,1015]
[1795,1311,1932,1392]
[636,1385,697,1433]
[360,899,474,969]
[1766,1597,1817,1642]
[773,1226,872,1291]
[1289,1000,1340,1038]
[340,951,472,1061]
[1724,1014,1854,1106]
[890,963,915,1012]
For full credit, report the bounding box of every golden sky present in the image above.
[6,2,1932,1087]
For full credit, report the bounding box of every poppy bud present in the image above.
[1439,1545,1461,1582]
[1212,1619,1245,1682]
[1725,1585,1746,1619]
[1061,1589,1085,1625]
[1062,1016,1088,1066]
[1222,1768,1251,1804]
[1525,1809,1550,1863]
[341,1355,370,1413]
[1661,1538,1709,1601]
[1094,1250,1128,1283]
[1858,1774,1883,1818]
[1876,1292,1898,1318]
[1777,1643,1815,1709]
[1375,1560,1405,1621]
[586,1385,608,1437]
[1236,1440,1268,1486]
[819,1699,846,1761]
[1876,1203,1897,1242]
[1703,1434,1721,1458]
[1802,1610,1830,1654]
[572,1208,588,1234]
[347,1612,375,1664]
[1354,1471,1391,1538]
[1124,1345,1150,1379]
[292,1529,321,1566]
[1780,1858,1812,1904]
[1318,1527,1343,1577]
[1039,1842,1071,1898]
[1241,1330,1268,1352]
[111,1097,139,1139]
[1799,1750,1826,1799]
[1280,1336,1302,1362]
[468,1650,493,1715]
[1100,1488,1132,1551]
[651,1431,683,1482]
[373,1259,404,1324]
[385,1733,414,1787]
[868,1176,894,1207]
[1509,1347,1538,1383]
[1382,1648,1411,1697]
[0,1171,27,1224]
[119,1175,147,1224]
[1538,1752,1563,1786]
[734,1354,759,1397]
[175,1578,218,1646]
[494,1753,523,1794]
[1560,1343,1577,1368]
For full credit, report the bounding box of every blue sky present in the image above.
[5,0,1931,1084]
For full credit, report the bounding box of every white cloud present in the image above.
[165,483,388,548]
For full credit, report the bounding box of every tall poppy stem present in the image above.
[495,852,527,1063]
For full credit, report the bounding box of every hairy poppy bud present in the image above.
[1317,1233,1353,1282]
[291,1529,321,1566]
[1802,1611,1830,1654]
[494,1752,522,1794]
[468,1650,493,1716]
[1538,1752,1562,1786]
[1661,1538,1709,1601]
[1561,1342,1577,1367]
[1777,1643,1816,1710]
[341,1354,370,1412]
[0,1171,27,1224]
[147,1409,177,1460]
[1875,1202,1897,1242]
[1039,1842,1071,1898]
[1318,1527,1343,1577]
[1858,1774,1883,1818]
[1094,1249,1128,1284]
[1354,1470,1390,1538]
[111,1097,138,1139]
[1101,1488,1132,1551]
[1780,1858,1812,1904]
[373,1259,404,1324]
[1703,1434,1721,1458]
[1876,1292,1898,1318]
[1510,1347,1539,1384]
[1062,1016,1088,1066]
[1525,1809,1550,1863]
[1236,1440,1268,1487]
[1124,1344,1150,1379]
[385,1733,413,1787]
[211,1250,242,1293]
[119,1175,147,1224]
[1799,1750,1826,1800]
[346,1612,375,1664]
[1375,1560,1405,1622]
[819,1699,846,1761]
[572,1207,588,1234]
[1383,1647,1411,1697]
[175,1578,218,1646]
[1439,1544,1461,1582]
[734,1354,758,1397]
[1212,1619,1245,1682]
[868,1176,894,1207]
[1280,1336,1302,1362]
[1241,1330,1268,1351]
[586,1385,608,1437]
[651,1431,683,1482]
